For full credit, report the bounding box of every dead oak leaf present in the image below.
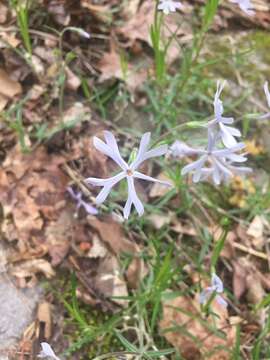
[0,68,22,111]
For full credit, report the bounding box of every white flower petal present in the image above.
[133,171,172,186]
[93,134,128,170]
[38,343,60,360]
[181,155,207,176]
[131,144,168,169]
[211,273,224,293]
[131,132,151,169]
[170,140,199,158]
[199,288,212,304]
[103,131,128,169]
[86,173,125,204]
[226,153,247,163]
[126,176,144,216]
[123,196,132,219]
[264,81,270,108]
[219,123,238,148]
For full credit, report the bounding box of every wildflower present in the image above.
[199,273,228,307]
[230,0,255,16]
[157,0,183,14]
[38,343,60,360]
[67,187,98,215]
[181,131,252,184]
[85,131,171,219]
[170,140,198,158]
[208,81,241,148]
[260,81,270,119]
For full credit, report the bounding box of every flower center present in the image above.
[126,169,134,176]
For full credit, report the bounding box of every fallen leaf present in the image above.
[247,215,264,239]
[149,173,171,198]
[10,259,56,279]
[148,213,171,229]
[37,302,52,340]
[0,4,8,23]
[0,68,22,110]
[160,295,235,360]
[88,216,143,288]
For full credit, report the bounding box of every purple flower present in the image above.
[67,187,98,215]
[85,131,171,219]
[230,0,255,16]
[260,81,270,119]
[199,273,228,308]
[181,131,252,184]
[38,343,60,360]
[157,0,183,14]
[208,81,241,148]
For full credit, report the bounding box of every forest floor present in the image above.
[0,0,270,359]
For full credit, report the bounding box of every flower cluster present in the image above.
[157,0,183,15]
[173,81,252,184]
[230,0,254,16]
[157,0,255,16]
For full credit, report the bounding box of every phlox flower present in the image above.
[230,0,255,16]
[208,81,241,148]
[181,131,252,185]
[260,81,270,119]
[38,343,60,360]
[85,131,171,219]
[67,187,98,215]
[157,0,183,14]
[170,140,198,158]
[199,273,228,308]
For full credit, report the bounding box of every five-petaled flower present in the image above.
[230,0,255,16]
[85,131,171,219]
[199,273,228,308]
[38,343,60,360]
[67,187,98,215]
[180,131,252,184]
[208,81,241,148]
[157,0,183,14]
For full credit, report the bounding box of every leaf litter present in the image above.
[0,0,270,358]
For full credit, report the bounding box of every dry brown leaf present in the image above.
[65,66,81,91]
[160,295,236,360]
[45,210,74,266]
[149,173,171,198]
[81,1,111,22]
[148,214,171,229]
[97,47,148,93]
[10,259,56,279]
[88,216,143,288]
[247,215,264,238]
[232,258,247,300]
[0,68,22,110]
[93,255,128,307]
[0,4,8,23]
[37,302,52,339]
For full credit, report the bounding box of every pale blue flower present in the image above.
[158,0,183,14]
[170,140,198,158]
[199,273,228,308]
[181,131,252,184]
[208,81,241,148]
[230,0,255,16]
[85,131,171,219]
[38,343,60,360]
[67,187,98,215]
